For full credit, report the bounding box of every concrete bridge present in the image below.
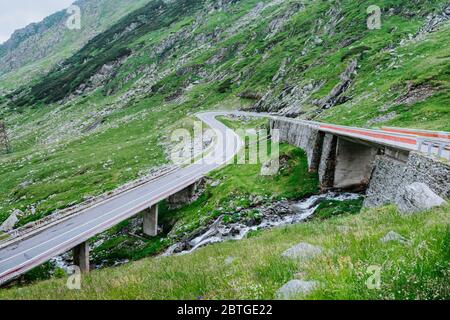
[269,117,450,208]
[0,111,449,285]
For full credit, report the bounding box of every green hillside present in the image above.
[0,0,151,92]
[1,202,448,300]
[0,0,449,297]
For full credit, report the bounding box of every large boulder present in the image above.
[395,182,447,214]
[282,242,323,261]
[276,280,318,299]
[0,211,19,232]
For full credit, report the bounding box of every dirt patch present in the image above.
[395,83,436,105]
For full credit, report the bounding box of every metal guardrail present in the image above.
[0,165,180,249]
[381,126,450,140]
[417,138,450,160]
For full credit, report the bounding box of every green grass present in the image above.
[13,121,318,280]
[1,202,447,300]
[16,113,314,274]
[166,142,318,238]
[0,0,151,92]
[318,21,450,131]
[314,198,364,220]
[88,135,318,266]
[162,114,318,238]
[0,232,9,241]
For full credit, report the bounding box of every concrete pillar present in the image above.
[73,241,90,273]
[143,204,158,237]
[333,137,378,190]
[168,182,198,208]
[318,134,337,190]
[308,130,324,172]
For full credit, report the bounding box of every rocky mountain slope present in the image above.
[0,0,151,92]
[0,0,449,229]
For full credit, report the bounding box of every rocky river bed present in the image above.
[47,192,361,276]
[164,192,361,256]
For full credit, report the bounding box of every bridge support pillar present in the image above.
[143,204,158,237]
[333,137,378,190]
[168,182,199,208]
[73,241,90,273]
[318,134,337,190]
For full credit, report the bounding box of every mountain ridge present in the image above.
[0,0,152,92]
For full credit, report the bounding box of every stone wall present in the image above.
[364,152,450,207]
[363,155,406,207]
[403,153,450,197]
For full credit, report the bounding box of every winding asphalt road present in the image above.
[0,111,448,285]
[0,112,242,285]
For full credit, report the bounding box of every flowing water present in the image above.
[49,192,361,273]
[164,192,361,256]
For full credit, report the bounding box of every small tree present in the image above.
[0,122,11,154]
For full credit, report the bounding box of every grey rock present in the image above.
[403,153,450,198]
[313,59,358,110]
[18,180,33,188]
[164,194,357,256]
[261,202,296,216]
[260,159,279,176]
[224,256,234,265]
[250,195,264,206]
[0,211,19,232]
[251,81,323,117]
[380,231,412,245]
[282,242,323,261]
[265,2,305,40]
[395,182,447,214]
[276,280,318,299]
[413,4,450,40]
[210,180,221,187]
[367,112,397,126]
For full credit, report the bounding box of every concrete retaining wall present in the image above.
[270,118,322,171]
[271,119,378,190]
